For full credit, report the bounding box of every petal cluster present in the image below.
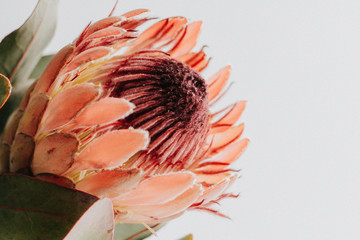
[1,9,248,224]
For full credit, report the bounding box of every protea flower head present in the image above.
[1,9,249,224]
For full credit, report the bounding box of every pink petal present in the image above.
[119,184,202,223]
[197,175,236,204]
[130,17,187,51]
[118,18,151,31]
[70,129,149,172]
[32,133,79,175]
[17,93,49,136]
[199,139,249,172]
[212,101,246,128]
[121,9,149,18]
[84,16,123,39]
[214,138,249,166]
[32,44,74,95]
[169,21,202,58]
[209,123,245,150]
[177,47,209,72]
[208,66,231,101]
[115,172,196,205]
[196,172,232,185]
[76,27,129,52]
[85,27,126,41]
[76,168,142,198]
[154,18,188,46]
[69,98,134,129]
[38,83,100,134]
[65,47,112,73]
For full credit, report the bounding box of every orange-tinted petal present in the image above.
[208,66,231,101]
[198,139,249,173]
[38,83,100,134]
[65,47,112,73]
[118,184,202,223]
[153,18,188,46]
[177,47,209,72]
[32,44,74,95]
[195,171,233,185]
[213,139,249,167]
[121,9,149,18]
[169,21,202,58]
[32,133,78,175]
[209,123,245,150]
[85,27,126,41]
[197,175,235,204]
[84,16,123,39]
[76,28,129,52]
[115,172,196,205]
[76,168,142,198]
[69,98,134,129]
[70,129,149,172]
[212,101,246,128]
[129,17,187,51]
[17,94,49,136]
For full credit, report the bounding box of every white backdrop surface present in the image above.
[1,0,360,239]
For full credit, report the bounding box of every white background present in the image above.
[1,0,360,239]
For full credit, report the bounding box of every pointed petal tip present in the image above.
[242,137,250,145]
[121,9,149,18]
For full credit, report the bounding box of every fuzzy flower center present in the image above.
[108,54,210,173]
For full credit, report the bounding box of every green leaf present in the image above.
[29,54,54,79]
[114,223,166,240]
[0,0,58,84]
[178,234,193,240]
[0,174,99,240]
[0,0,58,132]
[0,74,11,109]
[64,198,114,240]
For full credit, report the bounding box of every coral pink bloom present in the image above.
[2,9,249,224]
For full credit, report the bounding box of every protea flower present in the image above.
[1,9,248,224]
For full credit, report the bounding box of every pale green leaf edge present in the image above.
[29,54,54,79]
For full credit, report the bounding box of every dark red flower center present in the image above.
[109,54,209,174]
